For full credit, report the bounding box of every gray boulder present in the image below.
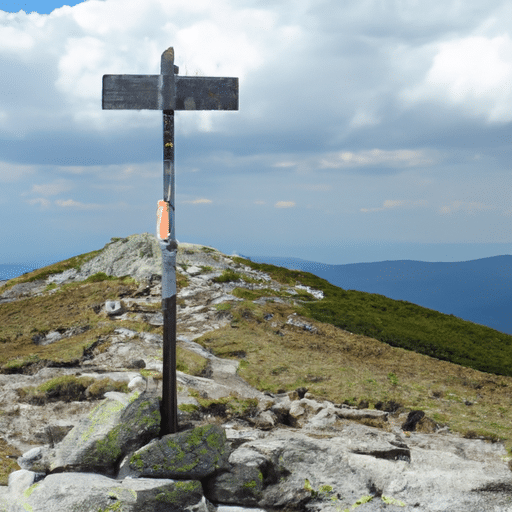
[77,233,162,283]
[21,392,161,476]
[272,395,389,429]
[118,424,230,480]
[288,397,324,427]
[205,446,276,505]
[105,300,124,315]
[6,472,208,512]
[186,265,202,276]
[202,424,512,511]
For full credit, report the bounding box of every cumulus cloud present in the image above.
[0,22,34,52]
[29,180,73,196]
[320,149,436,169]
[401,35,512,123]
[0,162,36,182]
[0,0,301,135]
[438,200,496,215]
[272,161,297,168]
[55,199,105,209]
[264,149,438,176]
[183,198,212,204]
[361,199,428,213]
[26,198,51,208]
[275,201,295,208]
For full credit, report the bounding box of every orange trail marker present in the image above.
[156,200,170,241]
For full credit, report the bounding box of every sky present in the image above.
[1,0,512,268]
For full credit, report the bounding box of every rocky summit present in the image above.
[0,233,511,511]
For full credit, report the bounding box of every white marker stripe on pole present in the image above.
[159,239,176,299]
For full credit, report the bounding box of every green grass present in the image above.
[186,391,259,419]
[0,248,103,294]
[232,256,512,377]
[17,375,129,404]
[212,268,262,284]
[0,265,188,372]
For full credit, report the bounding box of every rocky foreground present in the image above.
[0,233,511,511]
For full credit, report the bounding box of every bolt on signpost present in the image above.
[102,47,239,435]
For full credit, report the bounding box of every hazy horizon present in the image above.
[1,240,512,281]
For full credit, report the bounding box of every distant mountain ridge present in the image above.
[4,252,512,335]
[244,254,512,336]
[0,264,38,282]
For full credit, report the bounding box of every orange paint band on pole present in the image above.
[157,200,170,240]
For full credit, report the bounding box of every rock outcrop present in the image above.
[0,233,511,511]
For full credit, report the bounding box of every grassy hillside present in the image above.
[231,257,512,377]
[196,256,512,453]
[1,242,512,459]
[0,249,191,373]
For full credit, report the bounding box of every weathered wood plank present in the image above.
[175,76,238,110]
[102,75,238,111]
[102,75,174,110]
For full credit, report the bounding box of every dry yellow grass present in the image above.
[196,300,512,453]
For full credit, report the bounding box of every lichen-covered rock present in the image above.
[288,398,324,427]
[6,472,208,512]
[120,424,230,480]
[204,447,271,505]
[77,233,162,283]
[41,393,161,475]
[206,463,264,505]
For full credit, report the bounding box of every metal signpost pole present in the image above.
[160,48,178,435]
[102,47,238,435]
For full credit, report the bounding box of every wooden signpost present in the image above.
[102,47,239,435]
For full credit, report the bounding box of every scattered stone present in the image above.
[105,300,124,316]
[127,376,147,392]
[295,284,324,299]
[249,410,277,430]
[118,424,229,480]
[128,359,146,369]
[0,280,47,302]
[289,398,324,427]
[145,312,163,326]
[186,265,202,276]
[286,313,318,333]
[7,472,209,512]
[402,410,425,431]
[210,294,244,305]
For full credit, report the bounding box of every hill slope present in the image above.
[233,256,512,377]
[246,254,512,335]
[1,233,512,462]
